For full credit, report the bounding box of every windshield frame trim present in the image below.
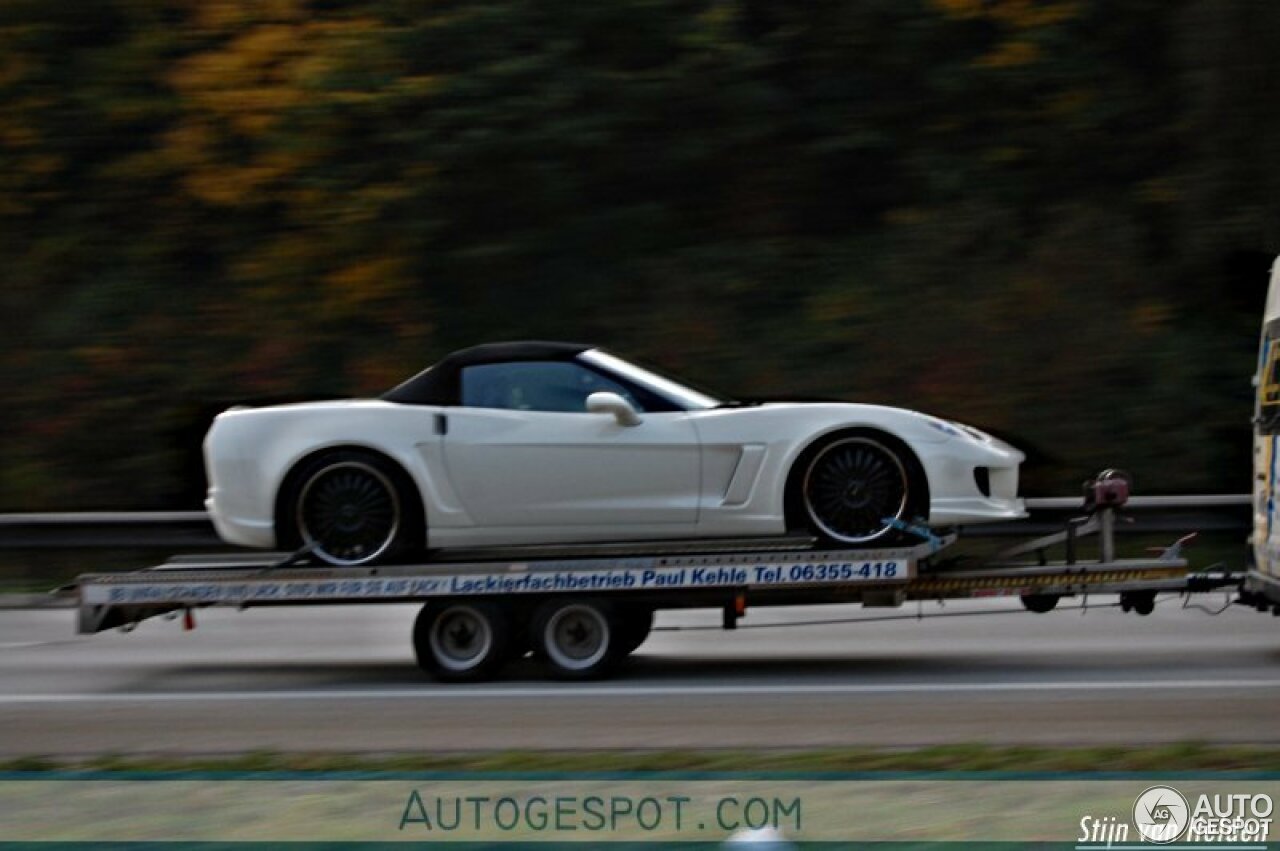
[578,349,723,412]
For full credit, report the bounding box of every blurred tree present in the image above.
[0,0,1275,508]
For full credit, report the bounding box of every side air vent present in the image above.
[974,467,991,497]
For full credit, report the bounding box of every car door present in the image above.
[441,360,701,528]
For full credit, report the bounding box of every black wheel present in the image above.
[798,433,923,546]
[281,450,420,566]
[413,601,511,682]
[504,609,535,662]
[1120,590,1156,616]
[1021,593,1059,614]
[532,598,622,680]
[617,607,654,656]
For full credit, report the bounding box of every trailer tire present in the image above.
[1021,593,1059,614]
[533,598,622,680]
[1120,590,1156,615]
[617,607,654,655]
[504,609,535,661]
[413,600,511,682]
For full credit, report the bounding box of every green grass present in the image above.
[5,744,1280,774]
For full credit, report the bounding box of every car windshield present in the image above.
[580,349,728,411]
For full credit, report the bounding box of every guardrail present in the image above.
[972,494,1252,537]
[0,511,219,549]
[0,495,1253,549]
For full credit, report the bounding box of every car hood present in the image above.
[702,401,1023,456]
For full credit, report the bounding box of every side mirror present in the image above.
[586,391,642,427]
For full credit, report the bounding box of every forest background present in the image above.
[3,0,1278,510]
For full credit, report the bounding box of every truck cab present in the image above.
[1253,258,1280,576]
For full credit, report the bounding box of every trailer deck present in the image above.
[64,481,1245,681]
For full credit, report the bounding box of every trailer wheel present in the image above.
[505,609,534,661]
[1021,593,1059,614]
[413,601,510,682]
[1120,590,1156,616]
[533,598,622,680]
[617,607,654,655]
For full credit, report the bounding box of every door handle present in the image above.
[434,414,448,436]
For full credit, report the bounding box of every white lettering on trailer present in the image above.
[83,559,910,606]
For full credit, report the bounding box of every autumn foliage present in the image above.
[1,0,1276,508]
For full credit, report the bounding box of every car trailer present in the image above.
[62,471,1243,681]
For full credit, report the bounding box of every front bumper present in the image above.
[929,495,1027,525]
[919,433,1027,526]
[205,493,276,549]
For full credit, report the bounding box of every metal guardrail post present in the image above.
[1099,508,1116,564]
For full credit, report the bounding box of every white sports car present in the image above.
[204,341,1025,565]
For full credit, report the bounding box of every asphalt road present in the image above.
[2,595,1279,755]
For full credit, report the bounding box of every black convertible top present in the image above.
[381,341,594,405]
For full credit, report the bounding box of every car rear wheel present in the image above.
[285,450,420,566]
[799,433,923,546]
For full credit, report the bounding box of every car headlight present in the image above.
[926,419,961,438]
[953,422,993,443]
[929,418,995,444]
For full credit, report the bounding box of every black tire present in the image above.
[793,430,927,547]
[532,598,623,680]
[1021,593,1059,614]
[616,607,654,656]
[413,600,511,682]
[504,609,535,661]
[279,449,421,566]
[1120,590,1156,616]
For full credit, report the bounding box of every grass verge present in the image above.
[4,744,1280,774]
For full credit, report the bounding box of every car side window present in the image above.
[460,361,645,413]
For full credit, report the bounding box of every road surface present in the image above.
[0,595,1276,754]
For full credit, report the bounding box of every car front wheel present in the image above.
[799,433,923,547]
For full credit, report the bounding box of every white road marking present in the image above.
[3,679,1280,704]
[0,641,80,650]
